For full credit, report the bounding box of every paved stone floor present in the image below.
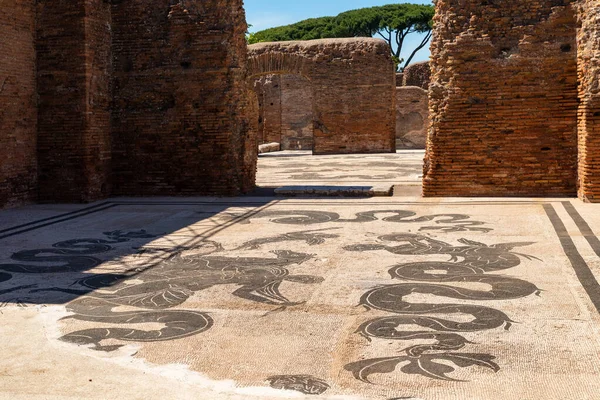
[2,182,600,399]
[256,151,423,195]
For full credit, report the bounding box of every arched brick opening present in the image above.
[248,38,396,155]
[248,53,311,79]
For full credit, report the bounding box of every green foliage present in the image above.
[248,17,343,44]
[247,3,434,71]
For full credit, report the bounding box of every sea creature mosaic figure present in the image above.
[267,375,330,395]
[343,233,541,382]
[0,231,326,351]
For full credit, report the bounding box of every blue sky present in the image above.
[244,0,433,63]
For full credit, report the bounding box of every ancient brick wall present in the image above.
[402,61,431,89]
[248,38,396,155]
[280,75,313,150]
[424,0,580,197]
[0,0,37,207]
[253,74,314,150]
[111,0,256,196]
[396,86,429,149]
[253,75,282,144]
[36,0,112,203]
[576,0,600,202]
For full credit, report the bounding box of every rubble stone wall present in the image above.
[248,38,396,155]
[0,0,37,207]
[424,0,580,197]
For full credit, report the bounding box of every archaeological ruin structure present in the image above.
[248,39,396,155]
[1,0,600,208]
[1,0,256,208]
[424,0,600,201]
[253,74,314,150]
[396,61,431,149]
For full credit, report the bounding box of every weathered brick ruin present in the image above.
[424,0,600,201]
[1,0,37,208]
[396,86,429,149]
[248,39,396,155]
[396,62,431,149]
[402,61,431,89]
[2,0,600,207]
[253,74,314,150]
[1,0,255,208]
[576,0,600,201]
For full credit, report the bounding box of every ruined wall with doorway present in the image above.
[248,38,396,155]
[424,0,580,197]
[0,0,37,207]
[253,74,313,150]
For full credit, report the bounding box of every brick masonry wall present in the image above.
[396,86,429,149]
[280,74,313,150]
[402,61,431,89]
[0,0,37,208]
[253,74,314,150]
[248,38,396,155]
[254,75,282,144]
[576,0,600,202]
[111,0,256,196]
[424,0,580,197]
[36,0,112,203]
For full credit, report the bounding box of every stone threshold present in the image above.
[273,185,393,197]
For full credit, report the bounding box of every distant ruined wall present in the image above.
[0,0,37,207]
[249,38,396,155]
[253,74,314,150]
[425,0,580,197]
[402,61,431,89]
[396,86,429,149]
[111,0,256,196]
[396,62,431,150]
[576,0,600,202]
[254,75,282,145]
[280,74,313,150]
